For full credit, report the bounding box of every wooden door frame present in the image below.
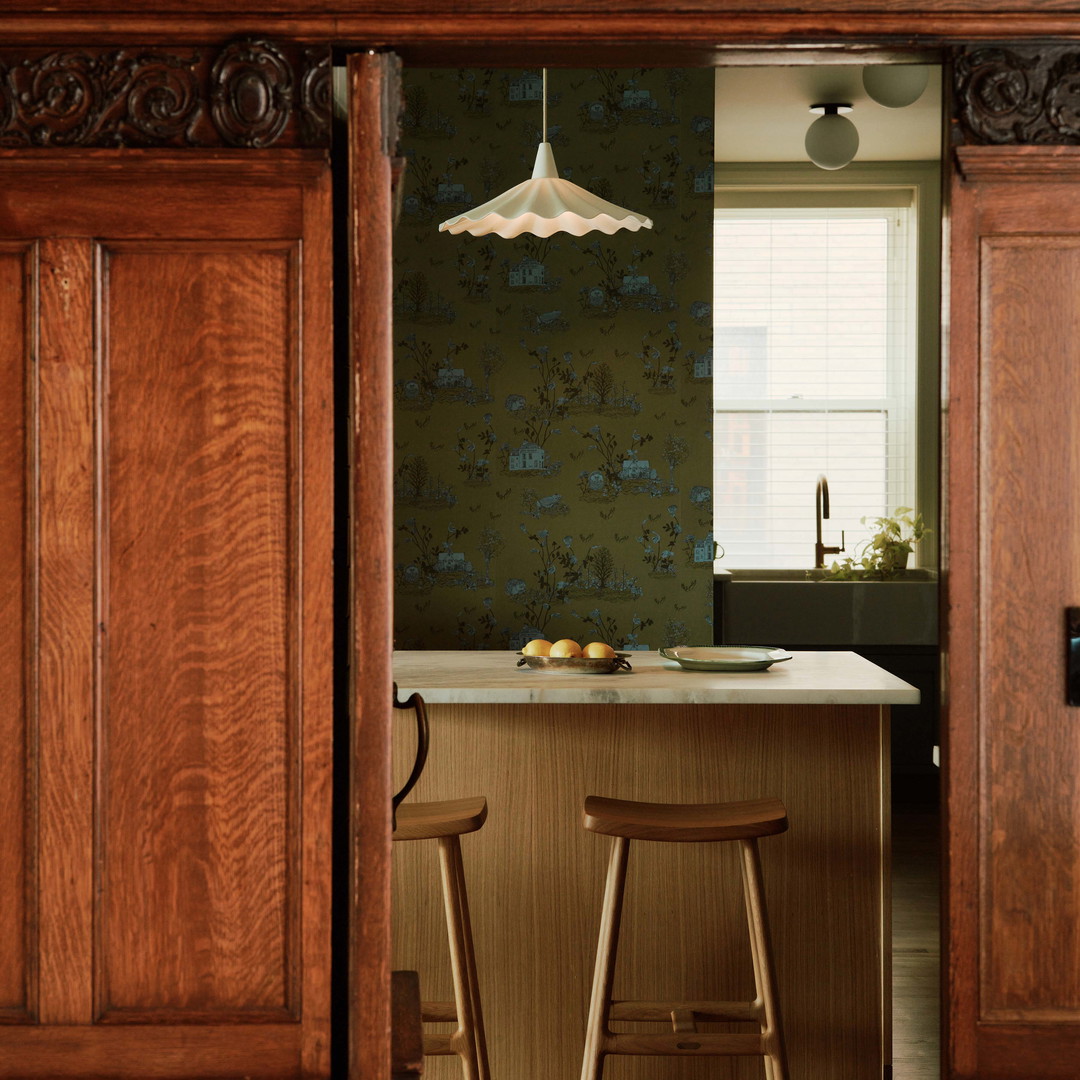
[352,30,956,1080]
[348,26,1080,1080]
[0,8,1071,1080]
[347,50,399,1080]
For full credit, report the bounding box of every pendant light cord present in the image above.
[542,68,548,143]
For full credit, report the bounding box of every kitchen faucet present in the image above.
[815,474,845,569]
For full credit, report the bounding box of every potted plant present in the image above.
[821,507,928,581]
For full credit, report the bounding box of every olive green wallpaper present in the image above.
[392,67,715,651]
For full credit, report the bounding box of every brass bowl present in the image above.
[515,652,633,674]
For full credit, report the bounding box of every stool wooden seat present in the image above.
[394,796,488,840]
[583,794,788,842]
[580,795,789,1080]
[394,796,490,1080]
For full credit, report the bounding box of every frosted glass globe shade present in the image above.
[804,112,859,171]
[862,65,931,109]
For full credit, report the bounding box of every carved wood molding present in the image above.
[0,37,329,148]
[954,44,1080,146]
[955,144,1080,181]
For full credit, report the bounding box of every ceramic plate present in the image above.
[516,652,633,674]
[658,646,792,672]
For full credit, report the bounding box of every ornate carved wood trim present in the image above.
[0,37,329,148]
[953,44,1080,147]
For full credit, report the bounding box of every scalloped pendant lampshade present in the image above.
[439,70,653,239]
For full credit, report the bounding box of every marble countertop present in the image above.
[393,649,920,705]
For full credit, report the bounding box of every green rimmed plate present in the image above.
[659,646,792,672]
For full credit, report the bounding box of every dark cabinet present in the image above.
[859,647,940,805]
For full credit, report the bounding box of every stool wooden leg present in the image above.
[450,834,490,1080]
[739,837,789,1080]
[438,835,481,1080]
[581,835,630,1080]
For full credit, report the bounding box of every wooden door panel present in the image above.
[98,243,300,1021]
[947,146,1080,1079]
[981,236,1080,1022]
[0,1025,303,1078]
[0,156,332,1077]
[0,242,33,1022]
[0,170,305,242]
[37,236,97,1026]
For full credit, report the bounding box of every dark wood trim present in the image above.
[12,0,1080,12]
[955,144,1080,179]
[942,154,981,1080]
[0,12,1078,50]
[953,43,1080,147]
[0,1025,303,1076]
[0,39,328,149]
[0,148,328,175]
[976,1027,1080,1080]
[385,39,940,68]
[347,49,397,1080]
[390,971,423,1080]
[0,151,329,242]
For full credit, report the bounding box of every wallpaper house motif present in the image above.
[393,68,714,650]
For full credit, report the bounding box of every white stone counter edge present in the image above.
[393,649,920,706]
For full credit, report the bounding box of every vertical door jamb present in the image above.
[347,48,401,1080]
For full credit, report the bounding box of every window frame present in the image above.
[712,161,941,572]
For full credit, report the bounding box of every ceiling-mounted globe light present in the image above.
[861,64,931,109]
[439,70,653,239]
[804,104,859,171]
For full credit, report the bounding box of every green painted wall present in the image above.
[392,67,714,651]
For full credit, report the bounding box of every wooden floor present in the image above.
[892,808,941,1079]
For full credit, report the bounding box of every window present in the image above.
[712,166,938,570]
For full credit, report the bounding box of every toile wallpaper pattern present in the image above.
[392,67,714,650]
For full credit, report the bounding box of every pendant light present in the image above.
[439,70,653,239]
[862,64,931,109]
[804,103,859,171]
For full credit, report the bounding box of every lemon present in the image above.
[522,639,552,656]
[549,638,582,658]
[582,641,616,659]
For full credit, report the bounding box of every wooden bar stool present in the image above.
[580,794,790,1080]
[394,796,491,1080]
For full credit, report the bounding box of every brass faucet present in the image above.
[814,474,845,569]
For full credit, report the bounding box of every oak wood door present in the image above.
[0,151,333,1078]
[945,144,1080,1079]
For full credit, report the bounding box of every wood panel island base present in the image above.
[392,650,918,1080]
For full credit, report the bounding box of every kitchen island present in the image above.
[392,650,918,1080]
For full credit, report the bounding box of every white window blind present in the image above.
[712,200,918,570]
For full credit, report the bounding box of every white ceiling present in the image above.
[714,65,942,163]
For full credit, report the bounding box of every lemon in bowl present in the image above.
[522,639,552,656]
[549,639,583,658]
[582,641,616,659]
